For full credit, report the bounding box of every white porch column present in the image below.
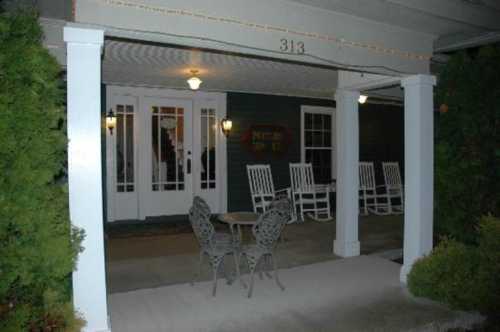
[400,74,436,283]
[64,28,109,332]
[334,89,361,257]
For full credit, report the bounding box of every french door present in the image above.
[106,87,227,222]
[142,98,193,216]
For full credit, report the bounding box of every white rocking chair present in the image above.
[382,162,404,214]
[359,162,390,215]
[289,163,331,221]
[247,165,295,221]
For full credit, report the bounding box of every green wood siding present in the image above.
[227,92,404,212]
[227,93,334,212]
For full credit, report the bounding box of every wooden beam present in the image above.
[73,0,434,75]
[386,0,500,30]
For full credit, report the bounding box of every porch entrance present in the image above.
[106,87,227,222]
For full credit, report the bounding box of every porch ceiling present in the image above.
[102,39,339,99]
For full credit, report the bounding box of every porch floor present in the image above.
[106,215,404,293]
[109,255,480,332]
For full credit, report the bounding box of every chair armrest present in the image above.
[274,187,291,198]
[314,184,330,193]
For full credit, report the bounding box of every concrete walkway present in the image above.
[109,256,479,332]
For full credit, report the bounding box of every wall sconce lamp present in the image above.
[358,95,368,104]
[106,109,117,135]
[221,118,232,137]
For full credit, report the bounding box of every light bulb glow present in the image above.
[106,109,116,135]
[187,76,202,90]
[221,118,232,137]
[358,95,368,104]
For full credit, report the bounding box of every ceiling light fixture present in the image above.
[358,95,368,104]
[187,70,202,90]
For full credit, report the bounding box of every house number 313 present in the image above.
[280,38,305,54]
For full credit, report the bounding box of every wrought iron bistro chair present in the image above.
[241,201,290,298]
[289,163,331,221]
[382,162,404,214]
[359,162,390,215]
[247,164,297,222]
[189,196,243,296]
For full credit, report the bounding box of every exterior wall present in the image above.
[359,103,404,184]
[227,92,404,212]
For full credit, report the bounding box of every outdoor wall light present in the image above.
[106,109,117,135]
[358,95,368,104]
[187,70,202,90]
[221,118,233,137]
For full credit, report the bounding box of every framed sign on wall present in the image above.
[241,124,292,157]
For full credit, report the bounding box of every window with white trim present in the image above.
[301,106,335,184]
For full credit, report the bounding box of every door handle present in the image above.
[187,158,191,174]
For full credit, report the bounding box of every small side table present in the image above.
[218,212,260,243]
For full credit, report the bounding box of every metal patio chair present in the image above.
[382,162,404,214]
[359,162,390,215]
[189,197,243,296]
[289,163,331,221]
[241,204,289,298]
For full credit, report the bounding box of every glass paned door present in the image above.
[200,108,216,189]
[143,98,193,216]
[151,106,185,191]
[107,96,139,221]
[193,102,221,213]
[116,104,135,192]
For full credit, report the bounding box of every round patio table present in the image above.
[218,212,260,243]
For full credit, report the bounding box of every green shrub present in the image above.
[435,47,500,244]
[408,216,500,316]
[475,216,500,316]
[407,238,479,310]
[0,8,84,331]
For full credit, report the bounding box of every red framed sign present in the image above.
[241,124,292,157]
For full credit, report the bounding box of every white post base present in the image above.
[334,240,361,257]
[400,264,413,283]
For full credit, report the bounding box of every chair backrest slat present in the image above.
[290,163,315,192]
[359,162,376,190]
[247,164,275,196]
[382,162,402,189]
